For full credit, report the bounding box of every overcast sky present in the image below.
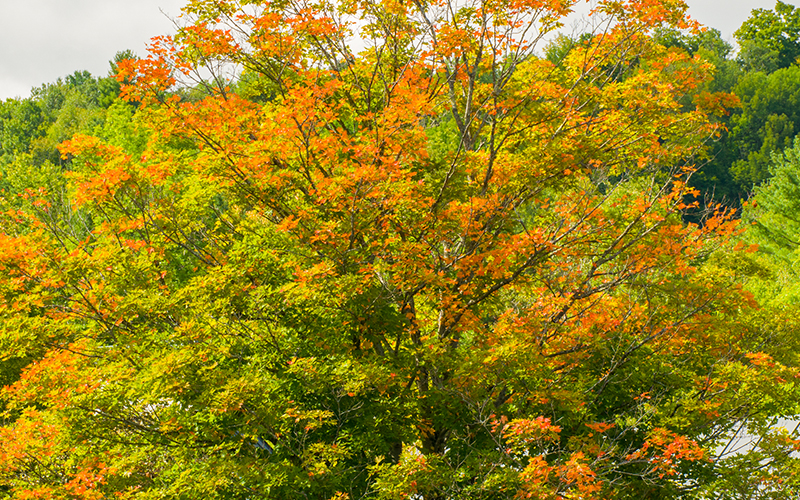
[0,0,785,101]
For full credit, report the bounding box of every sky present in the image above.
[0,0,786,101]
[0,0,185,100]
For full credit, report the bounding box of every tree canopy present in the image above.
[1,0,799,499]
[735,0,800,71]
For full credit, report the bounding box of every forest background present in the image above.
[3,0,800,498]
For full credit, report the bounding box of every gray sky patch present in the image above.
[0,0,184,100]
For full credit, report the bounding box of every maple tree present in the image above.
[1,0,798,498]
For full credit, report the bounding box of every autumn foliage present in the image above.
[0,0,797,498]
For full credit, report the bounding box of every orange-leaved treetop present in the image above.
[1,0,793,498]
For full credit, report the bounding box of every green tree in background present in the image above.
[735,1,800,71]
[652,27,743,208]
[0,53,138,213]
[0,52,135,168]
[728,65,800,188]
[664,2,800,208]
[742,138,800,301]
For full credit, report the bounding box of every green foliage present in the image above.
[729,66,800,188]
[741,138,800,301]
[652,28,743,207]
[0,69,121,170]
[735,1,800,71]
[654,5,800,206]
[654,27,733,61]
[737,39,781,74]
[696,140,800,498]
[544,33,594,66]
[0,98,48,169]
[2,1,800,499]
